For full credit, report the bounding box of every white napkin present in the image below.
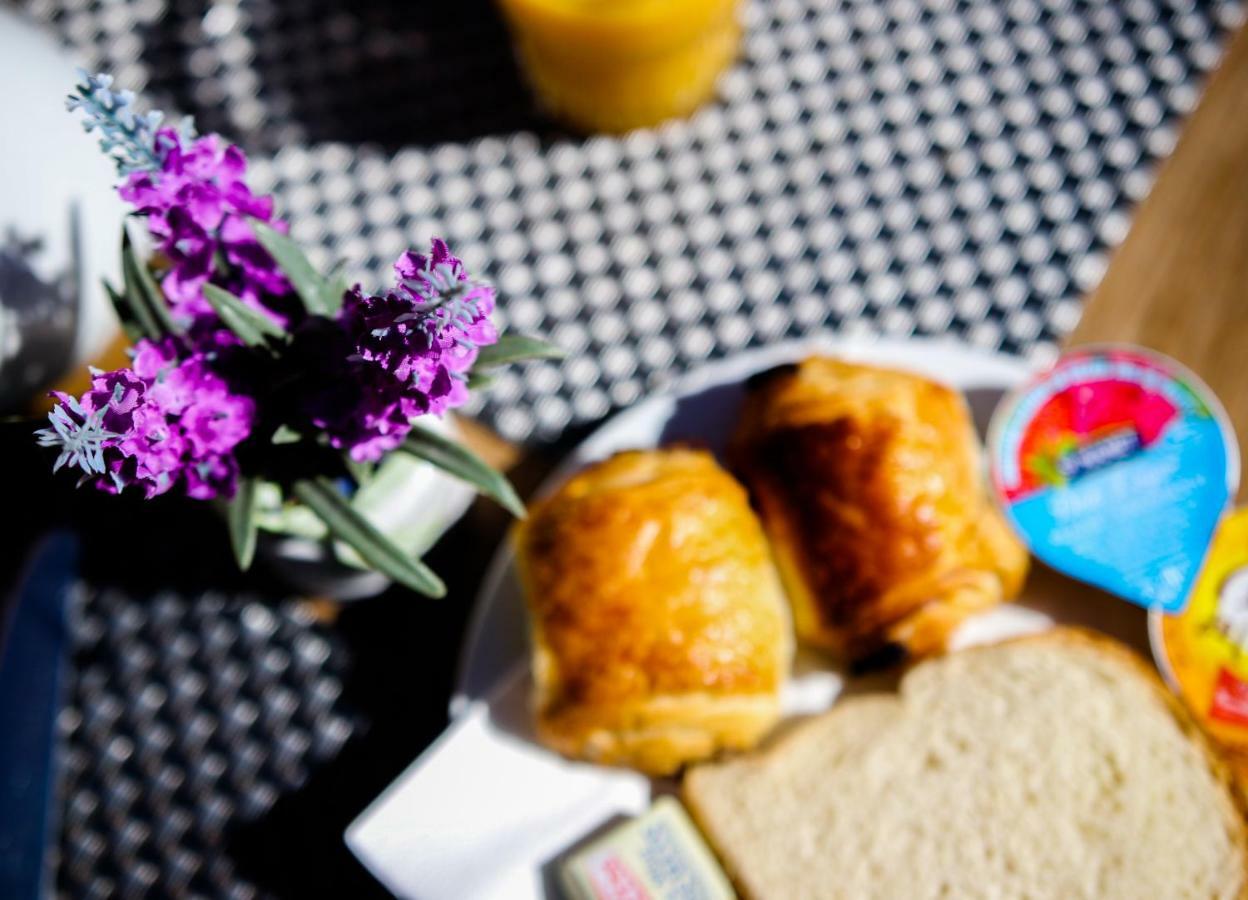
[345,665,651,900]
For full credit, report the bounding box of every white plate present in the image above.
[347,336,1149,900]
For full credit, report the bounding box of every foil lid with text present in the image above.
[988,346,1239,612]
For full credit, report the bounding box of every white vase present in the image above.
[257,416,478,600]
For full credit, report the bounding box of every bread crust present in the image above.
[683,627,1248,900]
[729,357,1029,661]
[515,448,793,775]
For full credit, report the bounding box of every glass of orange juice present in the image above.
[495,0,742,134]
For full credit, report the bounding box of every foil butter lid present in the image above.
[988,346,1239,612]
[1155,507,1248,754]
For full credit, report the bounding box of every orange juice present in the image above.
[496,0,741,133]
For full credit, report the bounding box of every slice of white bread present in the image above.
[684,629,1248,900]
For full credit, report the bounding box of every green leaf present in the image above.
[473,333,565,369]
[117,233,160,340]
[227,477,260,571]
[252,221,333,316]
[104,280,148,343]
[398,424,525,518]
[270,425,303,445]
[292,478,447,597]
[465,370,496,392]
[202,283,287,348]
[319,264,350,316]
[253,481,327,540]
[121,230,180,336]
[112,255,161,341]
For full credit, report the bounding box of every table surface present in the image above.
[6,0,1246,896]
[1069,21,1248,501]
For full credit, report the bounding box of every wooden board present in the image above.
[1069,25,1248,500]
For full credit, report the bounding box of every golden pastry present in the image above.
[514,448,792,775]
[729,357,1028,661]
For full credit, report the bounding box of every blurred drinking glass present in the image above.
[496,0,742,133]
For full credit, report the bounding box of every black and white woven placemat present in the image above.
[16,0,1245,896]
[54,585,354,899]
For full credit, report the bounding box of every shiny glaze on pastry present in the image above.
[730,357,1028,661]
[515,448,792,774]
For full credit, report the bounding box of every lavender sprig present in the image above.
[34,391,118,478]
[396,261,493,357]
[66,70,193,176]
[400,263,472,307]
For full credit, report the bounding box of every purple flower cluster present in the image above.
[120,129,289,325]
[40,339,254,499]
[320,241,499,461]
[50,75,509,501]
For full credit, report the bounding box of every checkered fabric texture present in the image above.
[17,0,1246,896]
[53,587,353,899]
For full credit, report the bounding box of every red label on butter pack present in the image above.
[586,851,651,900]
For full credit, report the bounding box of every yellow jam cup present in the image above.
[495,0,742,133]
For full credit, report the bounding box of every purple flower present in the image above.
[321,242,499,461]
[63,72,520,526]
[120,129,289,328]
[344,242,497,404]
[37,338,254,499]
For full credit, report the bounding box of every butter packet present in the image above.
[559,797,735,900]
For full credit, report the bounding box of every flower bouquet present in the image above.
[35,73,560,597]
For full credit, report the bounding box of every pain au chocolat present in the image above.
[729,357,1028,662]
[514,448,792,775]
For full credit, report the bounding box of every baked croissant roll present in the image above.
[729,357,1028,662]
[515,448,792,775]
